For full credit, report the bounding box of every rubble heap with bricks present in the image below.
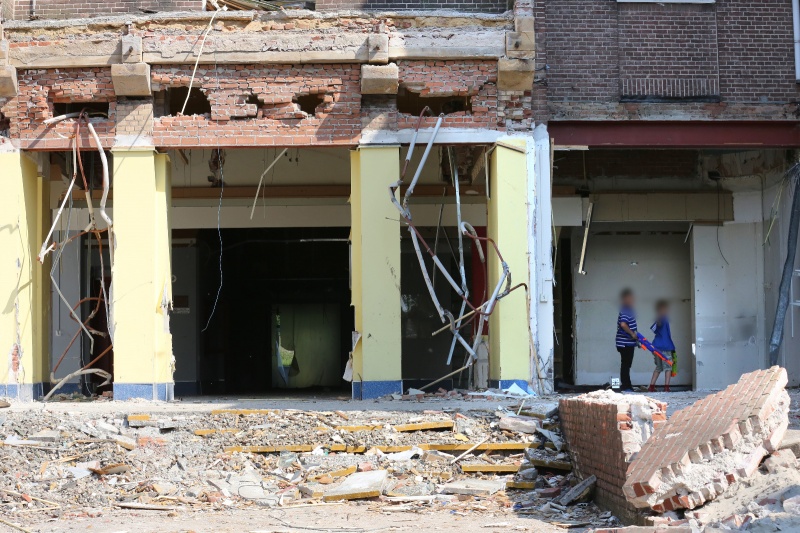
[623,366,790,513]
[559,390,667,524]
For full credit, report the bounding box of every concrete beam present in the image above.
[111,63,152,97]
[8,30,507,68]
[121,35,143,64]
[361,63,399,95]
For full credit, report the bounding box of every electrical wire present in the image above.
[180,7,224,116]
[202,149,224,333]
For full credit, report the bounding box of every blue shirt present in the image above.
[650,318,676,352]
[616,306,638,348]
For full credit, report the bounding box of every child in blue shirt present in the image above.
[648,300,676,392]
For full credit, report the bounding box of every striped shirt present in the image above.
[616,306,638,348]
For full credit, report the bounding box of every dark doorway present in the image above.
[554,235,575,386]
[174,227,352,395]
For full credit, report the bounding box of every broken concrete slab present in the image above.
[497,58,535,91]
[323,470,388,502]
[29,429,60,443]
[499,415,541,434]
[557,475,596,506]
[779,428,800,457]
[439,478,506,497]
[624,366,790,513]
[764,449,797,473]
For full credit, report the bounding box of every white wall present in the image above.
[691,223,766,390]
[572,227,693,387]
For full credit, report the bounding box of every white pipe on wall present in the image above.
[793,0,800,81]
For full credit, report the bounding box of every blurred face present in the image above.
[657,304,669,317]
[622,293,635,308]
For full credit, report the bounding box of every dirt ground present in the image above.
[1,389,799,533]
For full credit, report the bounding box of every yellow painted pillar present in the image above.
[350,145,402,399]
[487,138,531,390]
[0,150,49,400]
[111,149,174,400]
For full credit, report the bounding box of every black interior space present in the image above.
[171,227,352,396]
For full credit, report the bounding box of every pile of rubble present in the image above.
[0,398,618,531]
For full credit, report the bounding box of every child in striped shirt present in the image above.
[615,288,638,392]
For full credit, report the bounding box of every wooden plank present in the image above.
[210,409,280,416]
[506,481,537,490]
[333,425,383,432]
[309,465,357,482]
[527,458,572,471]
[223,441,541,454]
[393,421,454,432]
[194,428,240,436]
[127,414,151,422]
[461,464,520,473]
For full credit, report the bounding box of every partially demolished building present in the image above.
[0,0,799,400]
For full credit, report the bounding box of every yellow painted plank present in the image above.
[309,465,357,482]
[223,442,540,454]
[127,414,151,422]
[393,421,454,432]
[461,464,520,473]
[211,409,280,416]
[506,481,537,490]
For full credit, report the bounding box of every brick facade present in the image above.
[315,0,508,14]
[7,0,203,21]
[538,0,800,120]
[559,391,667,525]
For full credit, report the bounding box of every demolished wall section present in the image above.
[623,366,790,513]
[8,0,204,21]
[559,391,667,525]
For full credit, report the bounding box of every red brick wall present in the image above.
[619,3,719,101]
[540,0,800,110]
[150,64,362,147]
[3,67,117,150]
[315,0,508,14]
[397,60,499,130]
[559,393,667,525]
[717,0,800,102]
[9,0,203,21]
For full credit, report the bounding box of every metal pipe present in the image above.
[770,164,800,365]
[403,114,443,214]
[418,362,473,392]
[578,202,593,275]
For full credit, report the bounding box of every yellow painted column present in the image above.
[487,138,532,390]
[111,149,174,400]
[0,150,49,400]
[350,145,402,399]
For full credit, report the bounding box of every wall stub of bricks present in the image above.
[559,391,667,525]
[624,366,790,513]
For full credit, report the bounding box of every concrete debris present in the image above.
[499,415,541,434]
[557,475,596,506]
[323,470,388,501]
[440,478,506,496]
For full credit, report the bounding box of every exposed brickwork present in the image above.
[315,0,508,14]
[618,3,718,101]
[560,391,667,525]
[7,68,116,150]
[717,0,800,103]
[624,367,790,513]
[116,97,154,140]
[149,64,360,147]
[397,60,499,130]
[9,0,203,21]
[539,0,800,120]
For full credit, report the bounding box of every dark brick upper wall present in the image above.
[541,0,800,106]
[315,0,509,13]
[8,0,203,20]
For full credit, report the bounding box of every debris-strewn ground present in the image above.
[1,389,799,533]
[0,392,609,533]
